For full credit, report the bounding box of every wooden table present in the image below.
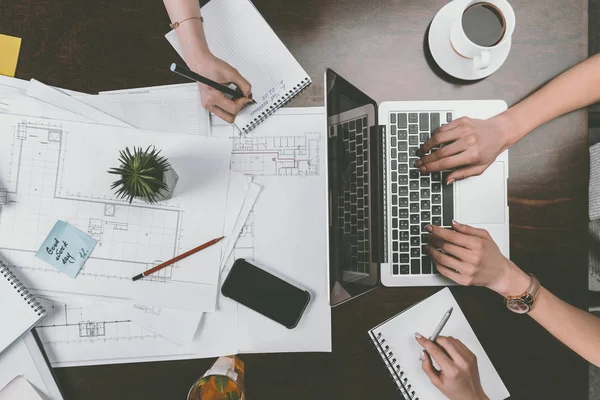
[3,0,589,398]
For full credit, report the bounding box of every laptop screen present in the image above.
[326,69,381,306]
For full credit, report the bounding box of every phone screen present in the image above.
[221,259,310,329]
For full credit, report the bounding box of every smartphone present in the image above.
[221,258,311,329]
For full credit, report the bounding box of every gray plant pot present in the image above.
[158,166,179,201]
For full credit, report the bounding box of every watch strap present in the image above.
[525,274,540,303]
[504,273,540,314]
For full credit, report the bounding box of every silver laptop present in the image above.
[326,69,509,306]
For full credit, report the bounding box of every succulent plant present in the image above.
[108,146,170,204]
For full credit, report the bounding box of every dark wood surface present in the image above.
[1,0,589,398]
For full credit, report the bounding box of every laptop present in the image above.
[326,69,509,306]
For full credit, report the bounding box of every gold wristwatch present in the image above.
[504,274,540,314]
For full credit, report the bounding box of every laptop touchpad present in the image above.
[456,162,506,224]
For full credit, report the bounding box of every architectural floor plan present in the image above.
[37,301,147,345]
[2,122,181,283]
[0,100,329,366]
[0,115,233,312]
[231,134,320,177]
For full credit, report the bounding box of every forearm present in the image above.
[499,53,600,146]
[163,0,210,69]
[528,286,600,366]
[496,266,600,366]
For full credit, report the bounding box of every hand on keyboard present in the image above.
[415,115,513,184]
[424,221,529,296]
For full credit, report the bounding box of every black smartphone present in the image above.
[221,258,311,329]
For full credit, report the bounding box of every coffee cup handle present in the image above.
[474,50,491,70]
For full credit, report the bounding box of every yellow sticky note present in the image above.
[0,34,22,77]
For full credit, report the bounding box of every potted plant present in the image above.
[108,146,178,204]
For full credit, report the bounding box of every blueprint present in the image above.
[36,271,239,367]
[226,108,331,353]
[231,134,320,177]
[0,115,233,312]
[25,107,331,366]
[203,106,332,353]
[1,75,331,365]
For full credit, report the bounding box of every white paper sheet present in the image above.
[0,114,233,311]
[0,94,93,122]
[74,90,211,136]
[99,83,197,96]
[82,301,203,346]
[0,78,91,121]
[36,272,239,367]
[224,107,332,353]
[26,80,131,127]
[220,184,262,271]
[0,376,45,400]
[0,333,63,400]
[0,76,28,98]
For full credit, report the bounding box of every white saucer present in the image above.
[428,0,511,80]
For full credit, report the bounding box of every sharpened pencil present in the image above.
[132,236,225,281]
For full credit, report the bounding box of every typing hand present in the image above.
[425,221,530,297]
[190,53,253,124]
[415,334,489,400]
[415,115,511,184]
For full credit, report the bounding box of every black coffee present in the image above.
[462,3,505,47]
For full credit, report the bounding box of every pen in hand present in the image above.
[429,307,453,342]
[418,307,454,361]
[170,63,255,103]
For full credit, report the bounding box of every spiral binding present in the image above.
[369,331,419,400]
[241,77,312,135]
[0,260,46,317]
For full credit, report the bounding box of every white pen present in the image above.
[429,307,453,342]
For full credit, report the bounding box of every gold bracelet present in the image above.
[170,16,203,29]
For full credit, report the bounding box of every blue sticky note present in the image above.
[35,220,97,278]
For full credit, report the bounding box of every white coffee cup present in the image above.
[450,0,515,70]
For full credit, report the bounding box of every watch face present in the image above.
[506,299,531,314]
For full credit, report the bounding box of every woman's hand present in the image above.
[425,221,530,297]
[190,53,253,124]
[162,0,253,123]
[415,334,489,400]
[415,115,514,184]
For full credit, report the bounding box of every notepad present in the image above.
[368,288,509,400]
[0,34,21,77]
[0,260,46,355]
[166,0,311,134]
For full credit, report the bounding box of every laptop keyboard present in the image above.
[388,111,454,276]
[337,116,370,273]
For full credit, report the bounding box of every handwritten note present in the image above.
[35,220,97,278]
[250,80,286,118]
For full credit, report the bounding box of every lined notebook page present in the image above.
[369,288,509,400]
[0,261,46,354]
[166,0,311,134]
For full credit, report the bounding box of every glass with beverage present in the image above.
[187,356,245,400]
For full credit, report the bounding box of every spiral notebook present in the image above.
[0,260,46,355]
[166,0,312,134]
[368,288,509,400]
